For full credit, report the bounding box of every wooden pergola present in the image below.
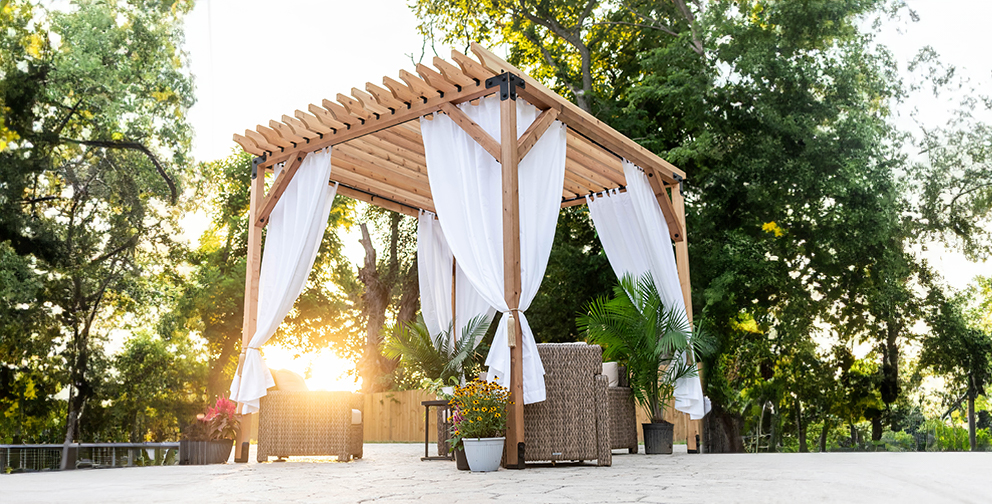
[232,44,696,466]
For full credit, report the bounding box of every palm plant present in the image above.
[578,273,709,423]
[384,314,492,385]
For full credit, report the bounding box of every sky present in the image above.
[179,1,992,389]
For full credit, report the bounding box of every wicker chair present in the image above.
[523,343,611,466]
[607,367,639,454]
[256,391,363,462]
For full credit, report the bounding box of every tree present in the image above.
[919,281,992,451]
[0,0,196,451]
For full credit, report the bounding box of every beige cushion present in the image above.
[351,409,362,425]
[602,362,619,388]
[269,369,309,392]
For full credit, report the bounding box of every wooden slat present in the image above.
[451,48,498,82]
[374,128,427,158]
[346,137,427,175]
[565,147,619,189]
[336,184,419,218]
[400,69,442,101]
[433,57,477,88]
[336,143,430,189]
[517,106,560,160]
[235,167,265,445]
[383,75,420,104]
[256,152,306,227]
[331,157,435,212]
[260,81,494,168]
[566,131,626,186]
[233,134,265,156]
[360,133,426,166]
[323,98,364,126]
[351,88,392,116]
[365,82,407,110]
[309,103,347,131]
[256,124,292,149]
[295,110,333,135]
[471,43,686,184]
[245,129,279,153]
[281,115,322,140]
[337,93,375,120]
[335,147,432,198]
[438,102,501,162]
[269,120,308,143]
[416,63,458,94]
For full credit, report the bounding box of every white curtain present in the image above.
[417,211,495,348]
[586,160,710,420]
[420,95,566,404]
[230,148,337,414]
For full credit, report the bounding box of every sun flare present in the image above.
[261,346,361,392]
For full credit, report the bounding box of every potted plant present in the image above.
[448,379,510,471]
[180,396,240,465]
[578,273,708,454]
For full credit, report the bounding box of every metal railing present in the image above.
[1,442,180,473]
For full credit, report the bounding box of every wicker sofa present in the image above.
[256,390,363,462]
[523,343,611,466]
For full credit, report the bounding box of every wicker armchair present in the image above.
[523,343,611,466]
[607,367,638,454]
[256,391,363,462]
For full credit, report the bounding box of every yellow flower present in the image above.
[762,221,784,237]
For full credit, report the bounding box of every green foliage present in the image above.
[385,314,492,386]
[449,379,510,446]
[579,273,710,422]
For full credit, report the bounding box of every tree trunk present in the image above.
[819,418,830,452]
[968,394,977,452]
[871,415,883,442]
[702,401,745,453]
[396,260,420,327]
[795,401,808,453]
[358,222,392,392]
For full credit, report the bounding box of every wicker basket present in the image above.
[256,391,363,462]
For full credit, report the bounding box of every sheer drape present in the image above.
[230,148,337,414]
[417,211,495,348]
[586,160,709,420]
[420,95,566,404]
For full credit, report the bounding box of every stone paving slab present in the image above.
[3,443,990,503]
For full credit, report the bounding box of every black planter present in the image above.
[454,446,470,470]
[179,439,234,465]
[642,422,674,454]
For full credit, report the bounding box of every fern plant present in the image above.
[578,273,709,423]
[385,314,491,385]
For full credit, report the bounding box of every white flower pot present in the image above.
[462,437,505,472]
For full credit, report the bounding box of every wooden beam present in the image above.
[335,184,419,218]
[365,82,407,111]
[255,153,305,227]
[233,134,265,157]
[260,83,494,169]
[451,48,497,82]
[322,99,364,127]
[351,88,392,116]
[439,101,501,162]
[334,145,432,196]
[516,106,560,161]
[235,164,265,462]
[501,95,525,470]
[470,43,686,184]
[245,129,278,153]
[344,138,428,177]
[337,93,376,120]
[256,124,292,149]
[644,166,684,242]
[308,103,347,131]
[670,184,701,452]
[400,69,442,101]
[416,63,459,94]
[433,57,477,88]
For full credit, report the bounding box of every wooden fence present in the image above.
[363,390,439,443]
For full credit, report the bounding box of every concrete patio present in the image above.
[3,443,989,503]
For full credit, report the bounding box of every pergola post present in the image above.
[234,157,265,463]
[671,181,703,452]
[499,83,526,469]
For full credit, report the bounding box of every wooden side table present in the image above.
[420,399,453,461]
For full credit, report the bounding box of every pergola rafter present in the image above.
[231,44,698,466]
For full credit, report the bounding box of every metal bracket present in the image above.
[485,72,526,101]
[673,173,684,196]
[251,156,264,179]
